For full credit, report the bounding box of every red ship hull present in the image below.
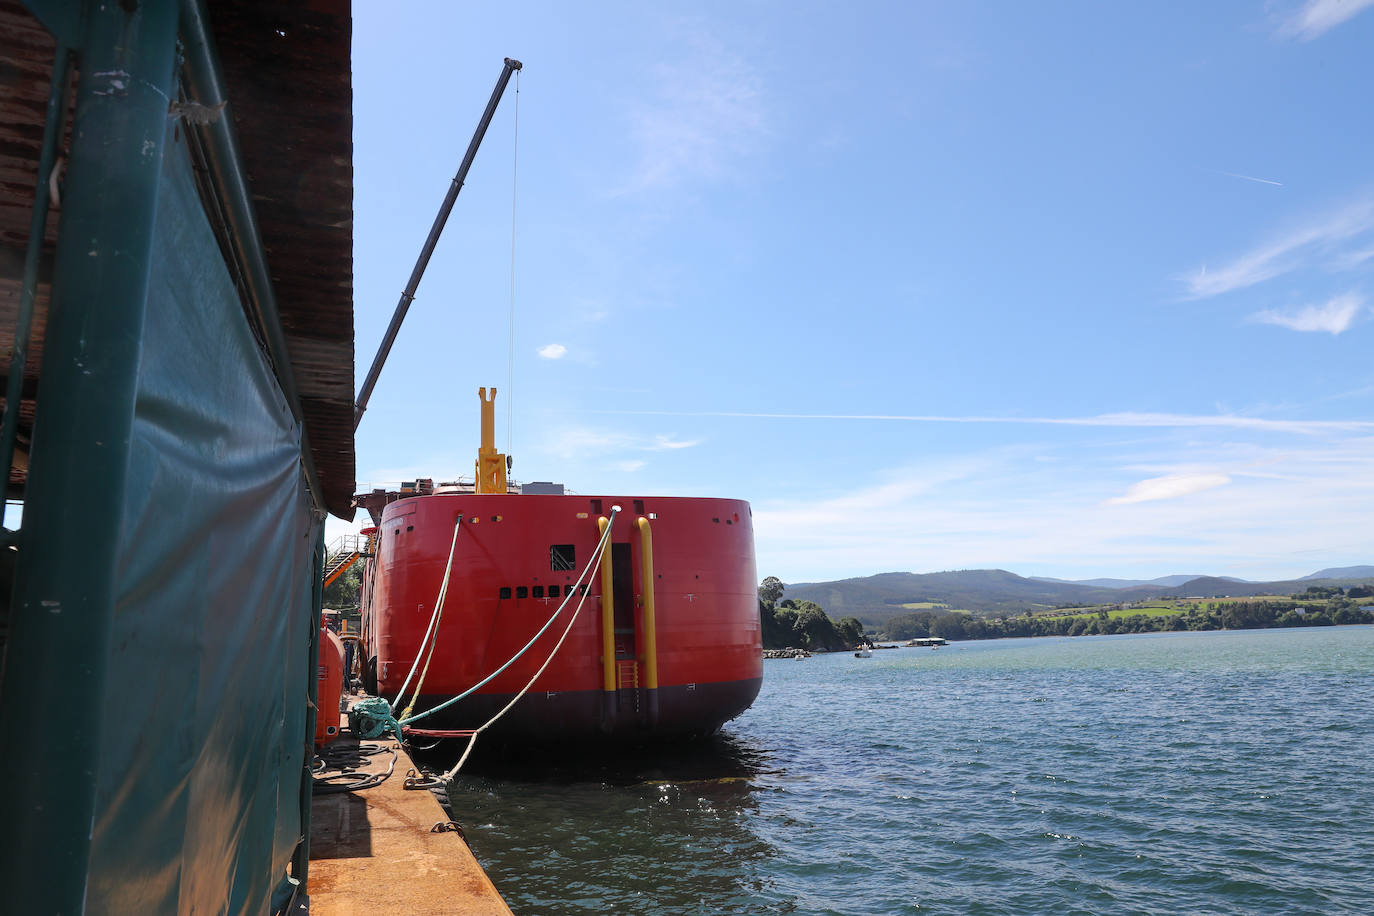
[360,493,762,743]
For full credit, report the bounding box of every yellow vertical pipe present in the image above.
[636,517,658,690]
[598,516,616,692]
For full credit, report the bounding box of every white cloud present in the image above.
[537,343,568,359]
[614,460,647,473]
[1105,473,1231,505]
[620,31,766,194]
[1183,198,1374,299]
[1282,0,1374,40]
[1331,244,1374,270]
[1250,292,1364,334]
[544,426,701,460]
[649,434,700,450]
[548,428,636,457]
[751,437,1374,583]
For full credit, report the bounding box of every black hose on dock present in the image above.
[311,742,397,795]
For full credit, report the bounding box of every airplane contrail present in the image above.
[1214,169,1283,187]
[583,409,1373,435]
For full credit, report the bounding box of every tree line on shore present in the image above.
[760,575,1374,648]
[758,576,866,651]
[874,598,1374,641]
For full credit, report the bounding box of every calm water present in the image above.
[442,627,1374,914]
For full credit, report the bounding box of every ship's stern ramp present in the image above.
[0,2,354,913]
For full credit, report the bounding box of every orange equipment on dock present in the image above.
[315,626,346,747]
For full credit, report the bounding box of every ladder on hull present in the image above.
[616,659,641,714]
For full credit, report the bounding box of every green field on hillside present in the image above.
[898,602,977,615]
[1036,596,1338,623]
[1036,604,1175,622]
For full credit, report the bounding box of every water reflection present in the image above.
[414,733,790,915]
[414,731,771,783]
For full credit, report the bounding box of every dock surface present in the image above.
[308,736,512,915]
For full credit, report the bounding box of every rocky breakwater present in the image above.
[763,648,813,659]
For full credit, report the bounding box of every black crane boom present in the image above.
[354,57,523,430]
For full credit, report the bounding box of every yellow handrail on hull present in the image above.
[636,517,658,691]
[598,515,616,693]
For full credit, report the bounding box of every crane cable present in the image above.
[506,69,519,459]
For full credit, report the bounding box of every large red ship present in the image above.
[355,390,762,745]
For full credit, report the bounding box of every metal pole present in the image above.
[0,1,180,910]
[0,43,70,529]
[296,529,326,894]
[178,0,327,518]
[598,515,617,732]
[353,58,523,430]
[637,516,659,725]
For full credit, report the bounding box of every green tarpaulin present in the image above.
[82,121,319,914]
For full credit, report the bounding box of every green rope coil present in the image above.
[348,696,403,741]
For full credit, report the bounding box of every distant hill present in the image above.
[1163,576,1253,597]
[1030,574,1247,588]
[784,569,1152,620]
[780,566,1374,625]
[1301,566,1374,580]
[1159,573,1373,598]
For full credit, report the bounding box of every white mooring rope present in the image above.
[440,506,620,781]
[392,515,464,718]
[399,506,620,731]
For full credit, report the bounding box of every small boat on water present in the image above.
[854,645,872,658]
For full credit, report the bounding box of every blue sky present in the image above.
[338,0,1374,585]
